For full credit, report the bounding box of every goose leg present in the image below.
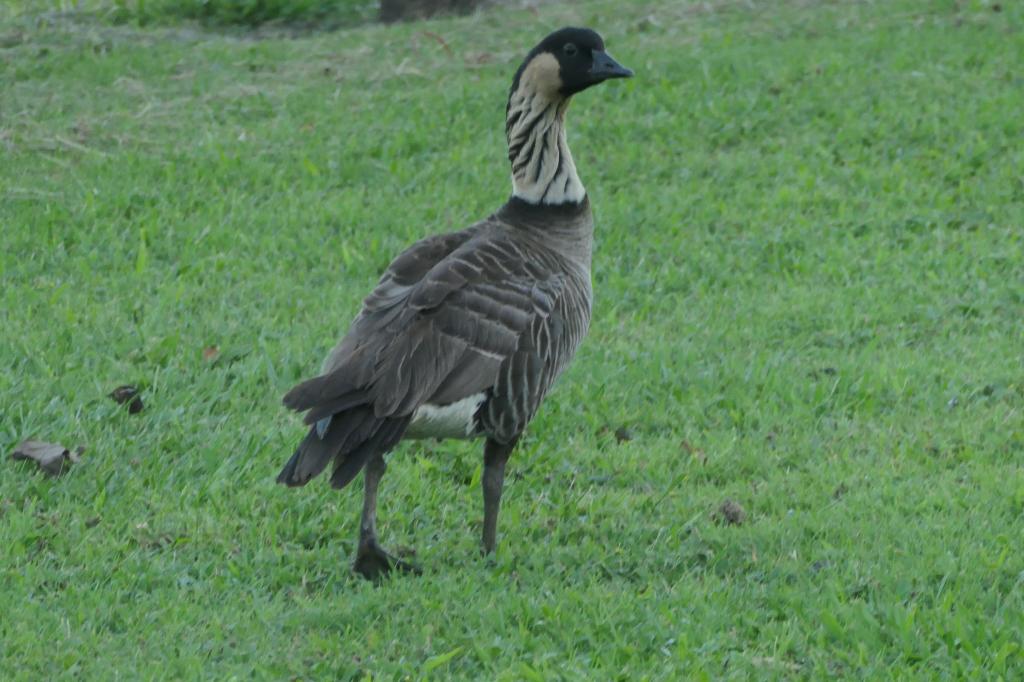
[353,452,420,580]
[482,437,517,555]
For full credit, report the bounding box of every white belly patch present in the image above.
[405,393,485,440]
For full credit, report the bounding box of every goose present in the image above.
[277,27,633,579]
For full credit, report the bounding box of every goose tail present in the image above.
[277,401,409,490]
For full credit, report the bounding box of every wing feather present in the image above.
[285,222,585,443]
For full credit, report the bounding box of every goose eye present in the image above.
[563,43,578,57]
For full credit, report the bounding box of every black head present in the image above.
[511,27,633,99]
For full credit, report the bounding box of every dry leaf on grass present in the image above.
[10,440,84,476]
[681,439,707,465]
[109,384,144,413]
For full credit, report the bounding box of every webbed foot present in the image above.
[353,541,421,581]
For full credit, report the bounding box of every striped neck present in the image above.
[505,88,585,206]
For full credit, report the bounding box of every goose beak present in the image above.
[589,50,634,81]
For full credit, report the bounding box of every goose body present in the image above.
[400,203,594,441]
[277,27,632,579]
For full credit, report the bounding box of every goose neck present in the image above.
[505,88,586,206]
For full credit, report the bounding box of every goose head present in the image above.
[511,27,633,101]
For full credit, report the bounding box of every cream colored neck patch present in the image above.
[506,54,586,205]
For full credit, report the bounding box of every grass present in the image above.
[2,0,1023,677]
[1,0,375,28]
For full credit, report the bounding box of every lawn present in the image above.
[2,0,1023,678]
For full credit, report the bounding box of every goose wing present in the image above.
[284,231,569,431]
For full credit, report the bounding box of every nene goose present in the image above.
[278,27,632,579]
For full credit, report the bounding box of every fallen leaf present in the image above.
[715,499,746,526]
[202,345,220,362]
[10,440,83,476]
[681,439,707,465]
[109,384,144,413]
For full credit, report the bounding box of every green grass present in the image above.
[130,0,374,29]
[1,0,375,28]
[2,0,1023,677]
